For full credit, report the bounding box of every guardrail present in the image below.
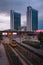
[4,44,22,65]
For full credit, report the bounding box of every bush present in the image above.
[22,41,40,48]
[38,32,43,45]
[0,31,3,40]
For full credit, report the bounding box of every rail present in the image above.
[17,42,43,60]
[4,44,22,65]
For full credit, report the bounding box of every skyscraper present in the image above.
[27,6,38,31]
[10,10,21,31]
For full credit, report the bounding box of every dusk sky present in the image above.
[0,0,43,30]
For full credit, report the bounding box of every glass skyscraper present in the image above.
[10,10,21,31]
[27,6,38,31]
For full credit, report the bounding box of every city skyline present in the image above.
[0,0,43,30]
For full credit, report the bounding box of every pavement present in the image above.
[0,43,9,65]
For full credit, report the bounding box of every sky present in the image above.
[0,0,43,30]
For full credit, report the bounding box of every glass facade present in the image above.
[27,6,38,31]
[32,9,38,31]
[14,12,21,30]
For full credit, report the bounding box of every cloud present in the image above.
[21,15,26,26]
[29,0,43,29]
[0,0,28,15]
[0,0,28,30]
[38,20,43,29]
[0,0,43,16]
[30,0,43,20]
[0,13,10,30]
[0,0,43,30]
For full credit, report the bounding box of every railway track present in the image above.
[4,42,43,65]
[10,45,33,65]
[15,43,43,65]
[14,47,33,65]
[4,44,33,65]
[4,44,22,65]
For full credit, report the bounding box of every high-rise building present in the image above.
[10,10,21,30]
[27,6,38,31]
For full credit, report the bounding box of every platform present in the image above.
[0,44,9,65]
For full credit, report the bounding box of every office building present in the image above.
[10,10,21,30]
[20,26,27,31]
[27,6,38,31]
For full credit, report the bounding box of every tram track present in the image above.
[14,47,33,65]
[4,42,43,65]
[14,43,43,65]
[4,44,33,65]
[10,45,33,65]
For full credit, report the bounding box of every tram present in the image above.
[10,40,17,47]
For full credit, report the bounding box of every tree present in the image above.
[0,31,3,40]
[38,32,43,45]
